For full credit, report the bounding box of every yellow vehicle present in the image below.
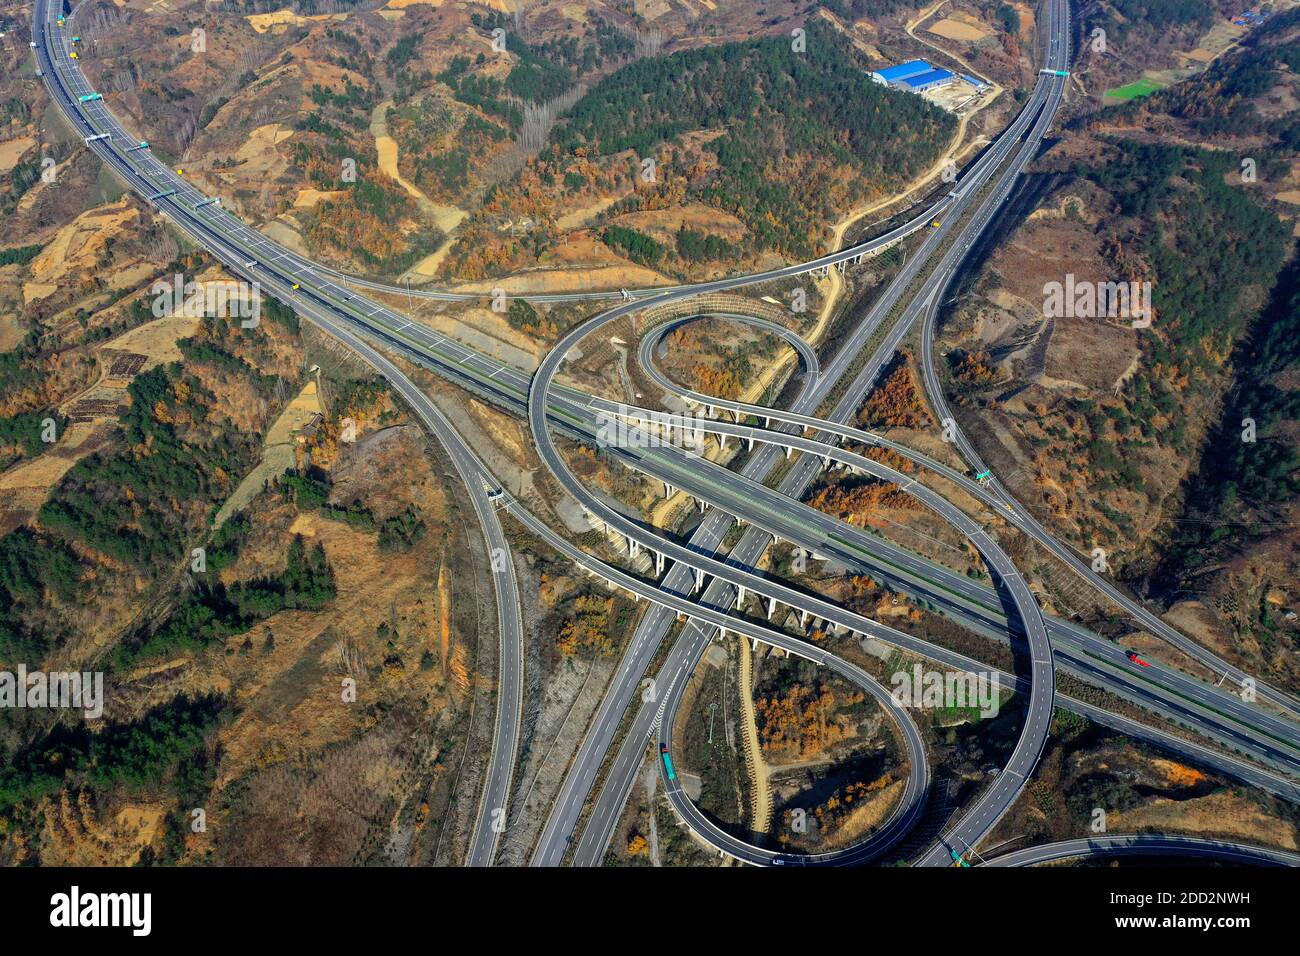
[931,219,941,228]
[69,51,77,58]
[291,283,300,290]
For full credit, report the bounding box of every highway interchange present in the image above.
[30,0,1300,868]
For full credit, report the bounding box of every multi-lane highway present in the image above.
[535,0,1061,866]
[510,482,1300,862]
[530,7,1078,863]
[503,499,933,865]
[521,88,1066,862]
[528,280,1056,867]
[35,0,1300,867]
[597,353,1300,777]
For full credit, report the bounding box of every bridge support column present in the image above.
[737,585,747,607]
[655,550,665,576]
[694,567,704,593]
[746,436,753,452]
[751,637,759,652]
[664,481,674,498]
[716,432,727,452]
[767,596,777,620]
[784,445,791,460]
[800,609,809,628]
[628,536,639,558]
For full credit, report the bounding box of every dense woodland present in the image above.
[1025,141,1295,519]
[1156,255,1300,586]
[442,15,954,276]
[0,693,226,819]
[550,20,953,260]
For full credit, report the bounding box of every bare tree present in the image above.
[634,26,664,59]
[509,84,586,155]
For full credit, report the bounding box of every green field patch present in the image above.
[1104,77,1165,100]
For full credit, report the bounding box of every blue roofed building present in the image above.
[869,59,933,86]
[901,68,956,91]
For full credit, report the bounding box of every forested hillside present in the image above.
[1112,10,1300,594]
[1,301,303,663]
[442,18,955,277]
[553,19,954,258]
[1156,257,1300,585]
